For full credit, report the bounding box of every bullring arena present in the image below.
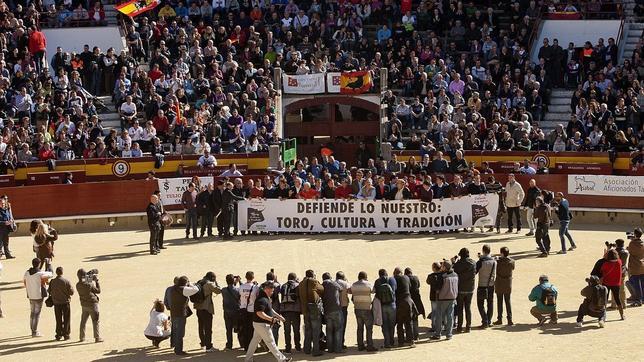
[1,0,644,360]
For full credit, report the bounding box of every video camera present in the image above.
[84,269,99,284]
[605,241,617,249]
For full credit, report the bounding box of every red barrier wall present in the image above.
[2,174,639,220]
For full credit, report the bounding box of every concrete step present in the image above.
[550,97,571,105]
[624,43,638,51]
[630,23,644,30]
[544,112,570,122]
[550,89,574,97]
[548,105,572,113]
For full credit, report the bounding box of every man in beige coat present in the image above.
[627,228,643,307]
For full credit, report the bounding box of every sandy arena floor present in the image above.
[0,224,642,361]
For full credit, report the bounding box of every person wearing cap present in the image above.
[576,275,608,328]
[194,271,222,352]
[245,281,291,362]
[528,275,558,325]
[430,260,458,340]
[627,228,644,306]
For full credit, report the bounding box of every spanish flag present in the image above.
[340,71,372,94]
[116,0,160,17]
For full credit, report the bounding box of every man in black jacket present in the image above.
[222,182,245,239]
[522,179,541,237]
[211,181,225,237]
[197,183,215,238]
[404,268,425,340]
[393,267,415,347]
[146,194,162,255]
[452,248,476,333]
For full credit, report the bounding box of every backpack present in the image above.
[540,286,557,307]
[376,282,395,305]
[590,285,607,311]
[282,282,298,304]
[189,280,206,304]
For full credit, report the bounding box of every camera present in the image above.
[605,241,616,249]
[626,231,634,239]
[84,269,99,284]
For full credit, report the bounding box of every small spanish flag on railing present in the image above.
[340,71,373,94]
[115,0,160,17]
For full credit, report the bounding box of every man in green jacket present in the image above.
[528,275,558,326]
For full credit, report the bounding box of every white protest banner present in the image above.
[282,73,325,94]
[157,177,214,205]
[326,72,341,93]
[567,175,644,197]
[238,194,499,233]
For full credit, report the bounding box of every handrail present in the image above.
[527,11,544,63]
[616,17,626,48]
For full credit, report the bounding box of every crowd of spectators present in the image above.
[0,0,641,175]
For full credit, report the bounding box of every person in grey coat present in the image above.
[476,244,497,328]
[493,247,515,326]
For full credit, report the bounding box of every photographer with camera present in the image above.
[610,239,629,309]
[627,228,643,307]
[476,244,496,328]
[431,261,458,341]
[576,275,608,328]
[528,275,558,326]
[76,268,103,343]
[245,281,291,362]
[599,249,625,320]
[453,248,476,333]
[167,275,200,356]
[193,271,222,353]
[494,247,515,326]
[221,274,241,350]
[280,272,301,353]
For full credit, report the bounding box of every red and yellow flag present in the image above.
[115,0,160,17]
[340,71,372,94]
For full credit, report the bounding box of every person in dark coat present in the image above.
[493,247,515,326]
[374,177,390,200]
[146,194,162,255]
[393,267,416,347]
[389,179,413,200]
[211,181,225,237]
[452,248,476,333]
[485,176,505,233]
[196,183,215,237]
[404,268,425,341]
[417,181,433,202]
[221,181,245,239]
[431,175,451,199]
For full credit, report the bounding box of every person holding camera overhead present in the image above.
[245,281,291,362]
[76,268,103,343]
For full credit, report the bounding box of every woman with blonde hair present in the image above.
[144,299,171,347]
[32,220,58,268]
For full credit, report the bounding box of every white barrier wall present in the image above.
[531,20,622,63]
[43,26,125,68]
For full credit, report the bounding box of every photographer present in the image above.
[475,244,496,328]
[279,273,301,353]
[576,275,608,328]
[627,228,643,307]
[167,275,199,356]
[494,247,515,326]
[76,268,103,343]
[599,249,625,320]
[221,274,241,350]
[193,271,221,353]
[453,248,476,333]
[245,282,291,362]
[611,239,629,309]
[431,261,458,341]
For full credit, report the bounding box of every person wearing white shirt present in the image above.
[23,257,54,337]
[117,131,132,151]
[129,121,144,142]
[197,150,217,168]
[519,160,536,175]
[238,272,259,349]
[220,163,243,177]
[144,300,171,348]
[356,178,376,200]
[121,144,133,158]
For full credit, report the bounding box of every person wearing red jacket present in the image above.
[334,179,353,199]
[28,26,47,73]
[298,182,319,200]
[600,249,624,320]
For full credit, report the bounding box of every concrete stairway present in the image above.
[541,89,573,133]
[620,22,643,63]
[97,95,122,135]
